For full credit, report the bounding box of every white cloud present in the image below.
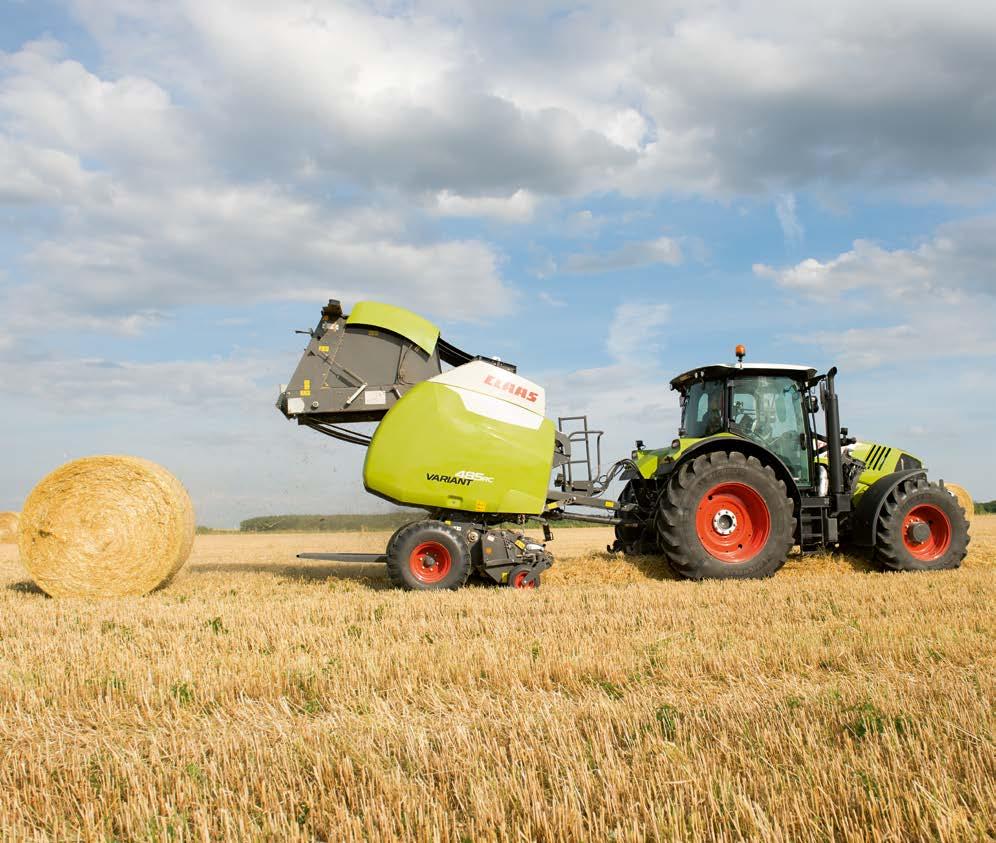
[754,215,996,301]
[61,1,996,202]
[0,135,103,205]
[537,291,567,308]
[606,300,671,363]
[565,236,683,274]
[0,39,203,179]
[0,42,518,341]
[775,193,803,245]
[759,214,996,367]
[430,189,538,222]
[0,353,270,413]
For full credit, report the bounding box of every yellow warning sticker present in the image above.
[318,345,329,353]
[604,500,615,508]
[300,390,311,397]
[303,379,311,390]
[475,500,487,512]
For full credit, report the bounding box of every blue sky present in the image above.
[2,0,995,526]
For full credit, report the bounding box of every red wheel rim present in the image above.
[902,504,951,561]
[409,541,452,584]
[695,482,771,563]
[512,570,536,589]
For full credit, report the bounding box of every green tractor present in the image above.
[610,348,970,578]
[277,300,970,589]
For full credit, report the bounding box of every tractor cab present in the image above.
[671,362,818,489]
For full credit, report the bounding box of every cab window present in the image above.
[731,376,810,485]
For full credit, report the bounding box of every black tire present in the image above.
[506,565,540,589]
[613,480,658,554]
[656,451,795,579]
[874,477,969,572]
[387,520,472,590]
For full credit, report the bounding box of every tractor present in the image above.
[277,300,970,589]
[610,348,969,578]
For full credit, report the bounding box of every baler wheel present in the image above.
[507,565,540,589]
[874,477,969,572]
[656,451,795,579]
[387,520,472,590]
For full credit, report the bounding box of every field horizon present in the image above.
[1,519,993,840]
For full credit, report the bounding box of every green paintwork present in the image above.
[347,301,440,355]
[632,435,734,479]
[847,442,920,504]
[363,380,555,515]
[637,434,923,507]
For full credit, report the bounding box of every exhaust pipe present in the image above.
[824,366,843,501]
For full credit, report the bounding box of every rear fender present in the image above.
[847,469,927,547]
[664,438,802,512]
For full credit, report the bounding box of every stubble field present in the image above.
[1,519,994,842]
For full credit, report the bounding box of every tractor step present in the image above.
[297,552,387,563]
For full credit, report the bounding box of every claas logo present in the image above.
[483,374,538,403]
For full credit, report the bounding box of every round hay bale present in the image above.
[18,456,195,598]
[945,483,974,526]
[0,511,18,544]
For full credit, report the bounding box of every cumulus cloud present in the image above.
[565,236,683,274]
[430,189,538,223]
[757,214,996,367]
[0,41,517,342]
[61,0,996,201]
[754,215,996,301]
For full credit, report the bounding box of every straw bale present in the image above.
[0,511,18,544]
[18,456,195,597]
[945,483,974,526]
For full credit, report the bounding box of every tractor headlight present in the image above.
[816,464,830,497]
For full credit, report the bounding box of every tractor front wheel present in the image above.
[874,477,969,572]
[656,451,795,579]
[387,520,472,590]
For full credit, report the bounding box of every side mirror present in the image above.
[805,394,819,414]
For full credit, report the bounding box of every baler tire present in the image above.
[874,477,969,572]
[507,565,540,589]
[387,520,472,591]
[656,451,795,580]
[385,522,411,560]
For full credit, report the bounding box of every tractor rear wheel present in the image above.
[387,520,472,590]
[656,451,795,579]
[874,477,969,572]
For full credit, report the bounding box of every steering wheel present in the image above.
[773,431,800,454]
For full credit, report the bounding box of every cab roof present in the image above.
[670,363,818,390]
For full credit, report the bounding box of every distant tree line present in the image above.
[976,501,996,515]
